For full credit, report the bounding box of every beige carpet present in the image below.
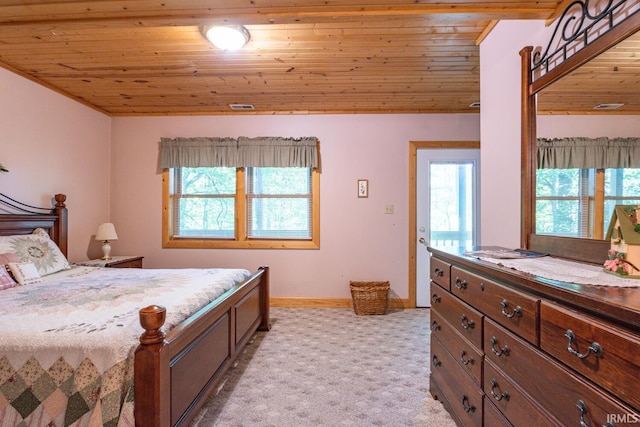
[192,307,456,427]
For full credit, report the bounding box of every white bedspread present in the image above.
[0,266,251,426]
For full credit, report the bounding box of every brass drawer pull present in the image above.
[489,336,510,357]
[432,355,442,367]
[565,330,603,359]
[431,320,441,331]
[490,379,510,402]
[575,400,615,427]
[461,395,475,413]
[460,349,474,365]
[433,267,444,277]
[431,293,441,303]
[460,314,475,329]
[454,277,467,289]
[500,299,522,318]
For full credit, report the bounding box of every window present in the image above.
[160,136,319,249]
[246,167,314,239]
[171,167,236,238]
[163,167,319,249]
[536,168,640,238]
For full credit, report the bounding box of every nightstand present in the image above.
[76,256,144,268]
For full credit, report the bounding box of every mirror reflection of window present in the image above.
[536,168,640,238]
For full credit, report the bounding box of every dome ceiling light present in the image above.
[202,25,250,51]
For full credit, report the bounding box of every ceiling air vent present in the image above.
[469,102,480,108]
[593,103,623,110]
[229,103,255,110]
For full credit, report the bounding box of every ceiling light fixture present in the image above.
[202,25,250,51]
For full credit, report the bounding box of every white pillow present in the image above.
[7,261,43,285]
[0,233,70,276]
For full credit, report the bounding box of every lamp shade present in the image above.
[95,223,118,241]
[202,25,250,51]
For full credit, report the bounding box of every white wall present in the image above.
[479,20,547,248]
[0,68,111,262]
[538,115,640,137]
[110,114,480,299]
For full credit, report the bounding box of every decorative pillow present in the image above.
[0,234,70,276]
[0,252,20,266]
[7,261,43,285]
[32,228,51,238]
[0,265,18,290]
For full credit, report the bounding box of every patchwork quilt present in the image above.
[0,266,251,426]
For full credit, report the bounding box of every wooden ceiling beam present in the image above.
[0,1,559,27]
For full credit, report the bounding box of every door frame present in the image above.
[408,140,480,307]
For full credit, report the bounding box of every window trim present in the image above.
[162,168,320,249]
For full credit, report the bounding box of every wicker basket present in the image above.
[349,281,390,315]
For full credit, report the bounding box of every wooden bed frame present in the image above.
[0,193,271,427]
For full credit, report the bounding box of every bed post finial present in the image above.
[139,305,166,345]
[54,194,66,208]
[135,305,170,426]
[53,194,68,258]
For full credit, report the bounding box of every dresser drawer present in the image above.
[540,301,640,410]
[430,256,451,291]
[484,396,512,427]
[112,258,143,268]
[431,336,483,427]
[431,310,483,386]
[451,266,539,345]
[485,317,638,426]
[484,359,561,426]
[430,282,483,349]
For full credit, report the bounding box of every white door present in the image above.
[416,149,480,307]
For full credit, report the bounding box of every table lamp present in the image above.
[95,223,118,260]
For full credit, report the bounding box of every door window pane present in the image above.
[429,163,475,247]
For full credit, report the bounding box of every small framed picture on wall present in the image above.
[357,179,368,198]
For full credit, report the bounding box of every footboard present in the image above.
[134,266,270,427]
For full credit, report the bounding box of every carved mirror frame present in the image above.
[520,0,640,263]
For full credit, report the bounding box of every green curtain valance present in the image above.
[537,137,640,169]
[159,136,318,169]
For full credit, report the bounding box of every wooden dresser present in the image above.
[428,246,640,427]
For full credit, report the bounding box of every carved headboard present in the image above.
[0,193,68,257]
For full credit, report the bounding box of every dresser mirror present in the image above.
[520,0,640,263]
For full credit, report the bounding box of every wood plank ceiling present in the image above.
[537,32,640,115]
[0,1,564,116]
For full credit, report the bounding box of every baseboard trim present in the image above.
[270,297,412,309]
